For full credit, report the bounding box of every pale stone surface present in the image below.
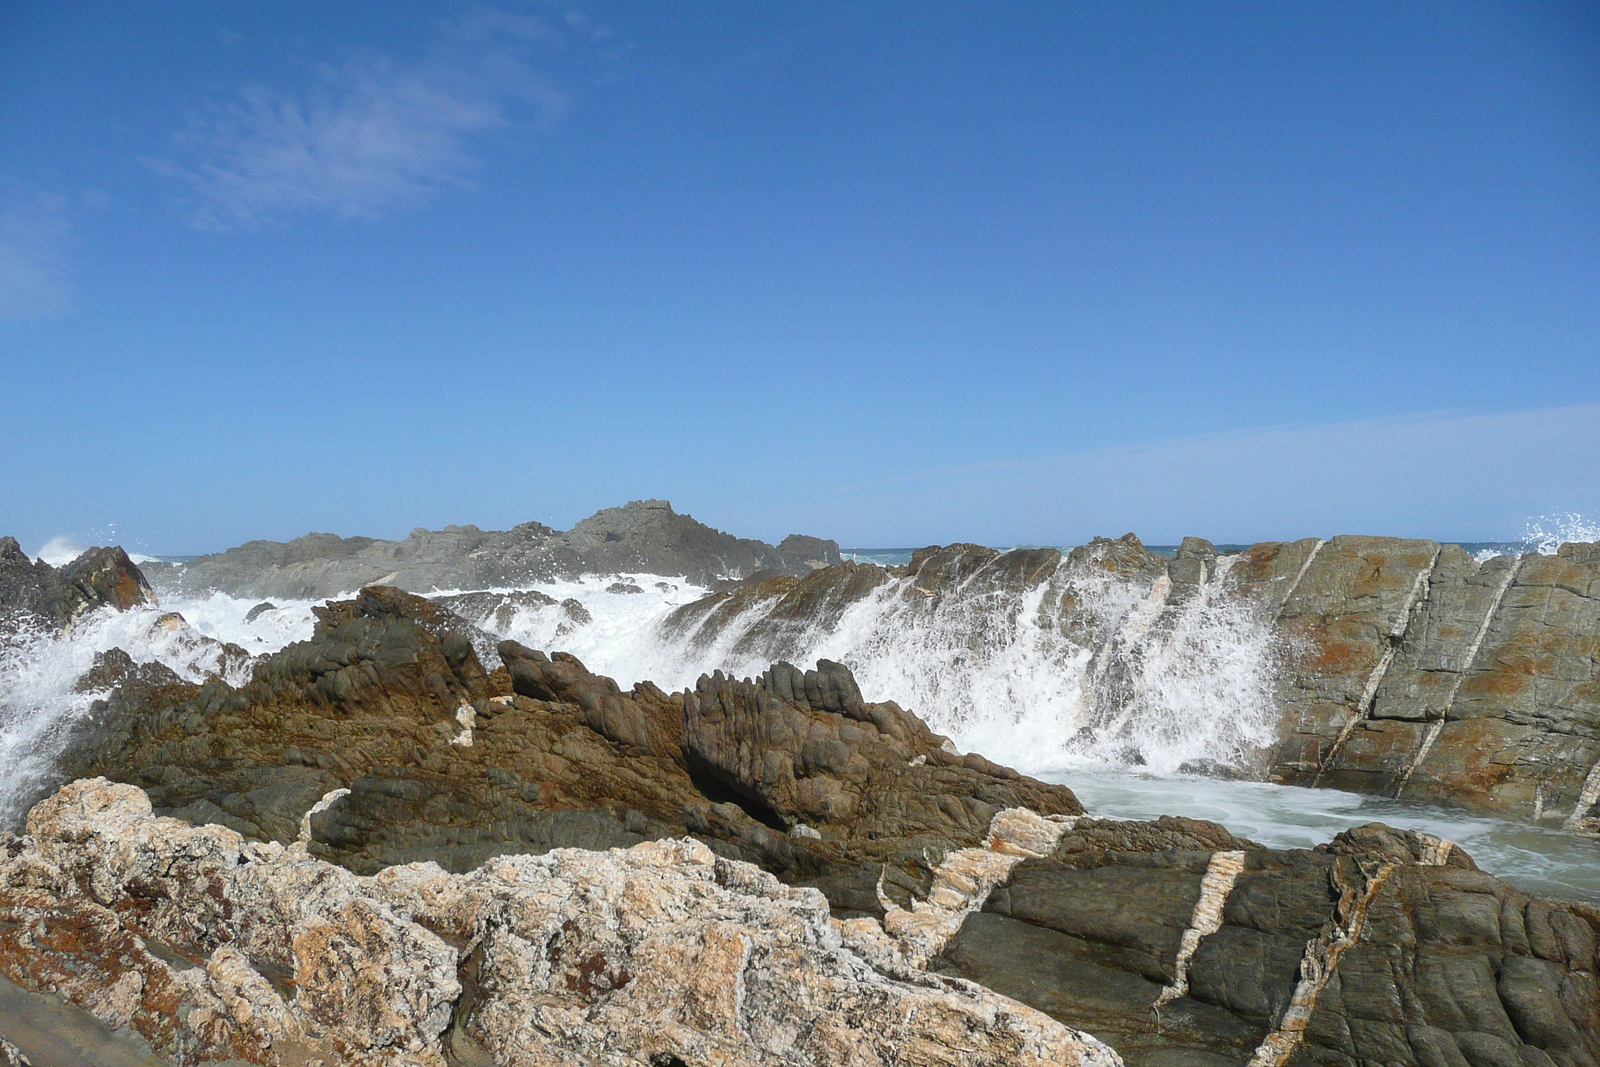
[0,779,1120,1067]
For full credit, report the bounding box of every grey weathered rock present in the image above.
[0,778,1119,1067]
[140,500,842,598]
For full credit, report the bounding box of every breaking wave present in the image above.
[0,601,266,822]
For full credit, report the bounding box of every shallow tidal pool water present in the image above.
[1043,767,1600,904]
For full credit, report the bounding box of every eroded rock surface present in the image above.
[932,817,1600,1067]
[0,778,1118,1067]
[47,587,1081,919]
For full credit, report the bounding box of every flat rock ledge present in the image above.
[0,778,1118,1067]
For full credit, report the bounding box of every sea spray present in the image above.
[0,553,1284,816]
[0,602,261,822]
[600,550,1283,776]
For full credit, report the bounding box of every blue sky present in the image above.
[1,1,1596,553]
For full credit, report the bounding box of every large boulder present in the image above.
[0,778,1116,1067]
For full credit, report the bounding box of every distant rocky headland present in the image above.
[3,505,1599,1066]
[139,499,842,598]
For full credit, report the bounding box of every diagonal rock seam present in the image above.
[1315,546,1442,783]
[1563,758,1600,830]
[1274,538,1326,619]
[1245,831,1454,1067]
[1245,859,1399,1067]
[1395,557,1523,797]
[1152,849,1247,1010]
[875,807,1082,968]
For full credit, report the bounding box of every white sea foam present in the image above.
[575,553,1282,778]
[426,575,711,680]
[1059,768,1600,902]
[1523,512,1600,555]
[1474,512,1599,562]
[33,536,85,566]
[0,601,263,823]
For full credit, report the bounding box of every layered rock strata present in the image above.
[931,818,1600,1067]
[139,500,842,598]
[0,778,1117,1066]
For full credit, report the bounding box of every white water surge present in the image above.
[0,602,266,823]
[4,535,1600,900]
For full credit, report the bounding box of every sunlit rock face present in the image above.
[653,535,1600,825]
[0,778,1118,1067]
[0,537,156,634]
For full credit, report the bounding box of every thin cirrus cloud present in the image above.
[798,402,1600,545]
[0,190,74,322]
[147,10,571,229]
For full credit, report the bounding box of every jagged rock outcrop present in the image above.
[682,659,1075,843]
[0,778,1116,1066]
[0,537,155,633]
[44,586,1081,917]
[139,500,842,598]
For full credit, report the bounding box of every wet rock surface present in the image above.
[663,535,1600,827]
[138,500,841,598]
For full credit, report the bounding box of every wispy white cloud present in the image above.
[149,10,571,229]
[0,190,73,322]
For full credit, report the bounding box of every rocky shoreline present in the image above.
[137,500,842,599]
[4,515,1600,1065]
[652,535,1600,828]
